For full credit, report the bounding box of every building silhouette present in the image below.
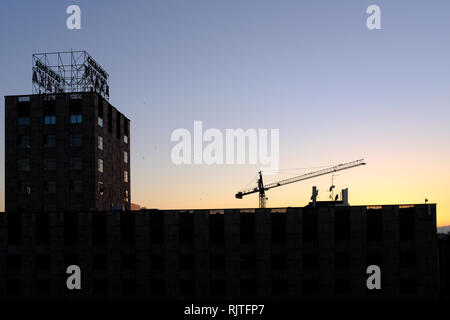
[1,51,444,300]
[438,232,450,299]
[0,204,440,299]
[4,92,131,212]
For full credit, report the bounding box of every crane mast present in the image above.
[257,171,266,209]
[235,159,366,208]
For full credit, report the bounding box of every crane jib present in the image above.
[235,159,366,204]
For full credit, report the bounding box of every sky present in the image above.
[0,0,449,226]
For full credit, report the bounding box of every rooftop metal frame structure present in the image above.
[32,50,110,100]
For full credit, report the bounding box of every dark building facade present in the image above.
[4,92,130,212]
[438,233,450,299]
[0,204,440,299]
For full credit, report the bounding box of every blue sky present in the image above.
[1,0,450,225]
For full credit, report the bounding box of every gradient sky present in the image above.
[0,0,449,226]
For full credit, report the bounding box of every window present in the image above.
[64,213,79,245]
[367,209,383,242]
[179,213,194,244]
[400,251,416,269]
[210,253,225,270]
[43,135,56,148]
[17,181,31,195]
[44,115,56,125]
[121,254,136,270]
[98,159,103,173]
[69,99,82,124]
[70,157,83,170]
[399,278,416,295]
[367,251,383,268]
[272,279,287,295]
[303,209,318,242]
[150,254,165,270]
[180,279,195,296]
[43,100,55,121]
[335,252,351,270]
[240,214,255,244]
[93,279,108,296]
[124,135,128,144]
[70,134,82,147]
[271,253,287,270]
[70,203,83,212]
[36,255,51,270]
[98,182,104,196]
[44,158,56,171]
[124,190,129,202]
[124,170,128,182]
[240,253,256,270]
[18,202,31,211]
[44,203,56,212]
[64,254,79,267]
[36,213,50,245]
[92,213,106,245]
[303,253,318,269]
[121,279,136,295]
[150,279,165,295]
[108,104,112,133]
[8,214,22,245]
[32,277,49,294]
[124,119,129,138]
[18,117,30,125]
[70,114,82,123]
[124,151,128,163]
[7,254,22,270]
[209,214,224,244]
[18,135,30,148]
[210,279,225,296]
[69,180,82,193]
[400,207,415,241]
[335,278,352,295]
[124,119,129,134]
[116,112,121,139]
[98,136,103,150]
[98,102,104,127]
[98,102,104,117]
[303,279,319,295]
[120,213,135,245]
[44,181,56,194]
[18,159,30,171]
[7,279,22,295]
[335,209,351,242]
[180,254,195,270]
[240,279,256,296]
[44,100,56,125]
[272,213,286,243]
[18,101,30,125]
[35,279,51,295]
[149,213,164,244]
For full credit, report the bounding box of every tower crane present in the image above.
[235,159,366,208]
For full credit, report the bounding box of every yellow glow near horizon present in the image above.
[131,154,450,227]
